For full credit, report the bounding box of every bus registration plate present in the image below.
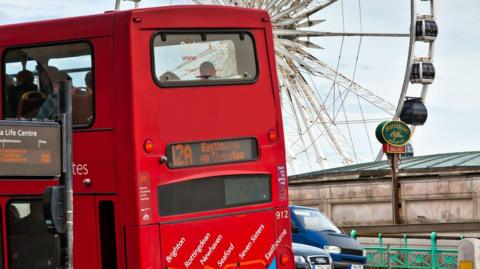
[167,138,258,168]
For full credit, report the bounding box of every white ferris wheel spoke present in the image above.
[288,0,338,19]
[304,58,396,115]
[284,66,355,165]
[275,42,396,115]
[280,71,329,168]
[272,29,410,38]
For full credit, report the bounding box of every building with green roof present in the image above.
[288,151,480,234]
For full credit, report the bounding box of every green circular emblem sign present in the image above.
[375,120,411,146]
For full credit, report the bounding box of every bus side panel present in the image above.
[125,225,161,269]
[72,36,116,194]
[73,131,115,193]
[113,12,139,228]
[73,196,101,268]
[273,206,294,268]
[159,211,284,269]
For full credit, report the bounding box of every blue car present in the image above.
[290,205,366,269]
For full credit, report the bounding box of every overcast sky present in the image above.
[1,0,479,168]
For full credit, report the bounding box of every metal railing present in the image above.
[351,231,458,269]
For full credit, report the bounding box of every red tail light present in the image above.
[144,139,155,153]
[268,129,278,142]
[280,253,290,265]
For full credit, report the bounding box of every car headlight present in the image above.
[323,245,341,254]
[294,255,306,263]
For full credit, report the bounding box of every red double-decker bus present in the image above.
[0,5,293,269]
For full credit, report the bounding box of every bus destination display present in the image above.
[167,138,258,168]
[0,121,61,177]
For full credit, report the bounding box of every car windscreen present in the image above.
[292,208,341,233]
[152,32,257,87]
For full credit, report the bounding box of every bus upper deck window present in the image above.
[3,42,94,127]
[152,32,258,87]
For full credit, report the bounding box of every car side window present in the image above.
[3,42,94,127]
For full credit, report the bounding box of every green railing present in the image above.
[351,231,458,269]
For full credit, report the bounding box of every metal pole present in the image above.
[59,80,74,269]
[115,0,121,10]
[389,153,401,224]
[431,232,437,269]
[404,234,409,267]
[387,244,391,269]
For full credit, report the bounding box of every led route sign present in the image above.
[166,138,258,168]
[0,121,61,177]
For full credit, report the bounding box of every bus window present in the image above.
[158,174,271,216]
[152,32,257,86]
[7,200,61,269]
[3,42,94,126]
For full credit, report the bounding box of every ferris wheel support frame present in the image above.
[286,146,300,174]
[293,71,355,165]
[289,77,329,169]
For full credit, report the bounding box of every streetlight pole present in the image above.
[376,121,411,225]
[389,153,401,224]
[59,80,74,269]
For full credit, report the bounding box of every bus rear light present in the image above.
[268,129,278,142]
[280,253,290,265]
[144,139,155,153]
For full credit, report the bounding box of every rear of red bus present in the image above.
[122,6,293,269]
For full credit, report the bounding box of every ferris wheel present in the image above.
[118,0,438,174]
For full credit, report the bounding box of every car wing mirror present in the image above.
[291,223,299,233]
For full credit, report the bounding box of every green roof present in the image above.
[290,151,480,180]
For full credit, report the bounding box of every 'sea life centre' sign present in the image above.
[0,121,61,177]
[376,120,411,147]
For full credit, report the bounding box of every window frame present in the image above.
[150,30,260,88]
[2,40,96,129]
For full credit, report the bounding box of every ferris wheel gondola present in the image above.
[410,61,435,84]
[415,17,438,42]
